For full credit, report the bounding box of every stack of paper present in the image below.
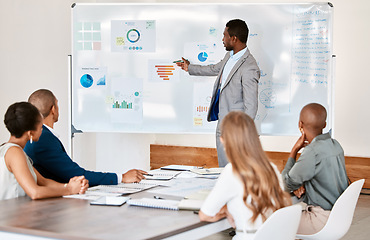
[190,167,224,175]
[64,182,158,200]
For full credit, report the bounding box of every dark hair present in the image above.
[226,19,249,43]
[28,89,57,118]
[4,102,42,138]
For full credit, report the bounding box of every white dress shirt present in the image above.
[220,47,247,89]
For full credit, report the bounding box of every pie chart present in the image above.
[80,74,93,88]
[198,52,208,62]
[127,29,140,43]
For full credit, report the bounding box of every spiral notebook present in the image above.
[127,198,180,210]
[127,198,203,211]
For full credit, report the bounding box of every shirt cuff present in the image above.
[116,173,122,183]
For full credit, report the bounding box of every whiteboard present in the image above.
[71,3,333,135]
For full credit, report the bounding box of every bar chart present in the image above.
[113,100,133,109]
[155,65,176,81]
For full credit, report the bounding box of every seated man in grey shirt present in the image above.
[282,103,348,235]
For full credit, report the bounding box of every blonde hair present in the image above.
[221,111,291,222]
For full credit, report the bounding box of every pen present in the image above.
[153,196,164,199]
[173,60,183,63]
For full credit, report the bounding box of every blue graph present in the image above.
[97,76,106,85]
[80,74,93,88]
[198,52,208,62]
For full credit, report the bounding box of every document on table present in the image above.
[64,182,158,200]
[147,177,217,198]
[190,167,224,175]
[144,169,180,180]
[127,197,204,211]
[160,165,201,171]
[88,182,158,194]
[64,192,122,201]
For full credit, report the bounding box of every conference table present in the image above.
[0,178,231,240]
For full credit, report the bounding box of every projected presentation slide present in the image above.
[111,20,156,52]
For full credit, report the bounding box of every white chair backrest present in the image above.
[297,179,365,240]
[253,204,302,240]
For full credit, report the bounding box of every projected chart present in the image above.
[111,20,156,52]
[195,105,209,113]
[97,76,106,85]
[77,67,107,89]
[127,29,140,43]
[113,100,133,109]
[155,65,176,81]
[184,42,224,65]
[80,74,93,88]
[259,88,277,108]
[198,52,208,62]
[110,77,143,123]
[148,60,180,82]
[193,82,217,129]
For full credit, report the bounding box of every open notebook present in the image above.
[127,198,203,211]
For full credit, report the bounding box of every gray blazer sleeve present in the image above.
[188,54,227,76]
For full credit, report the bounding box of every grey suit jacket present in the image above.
[188,49,260,130]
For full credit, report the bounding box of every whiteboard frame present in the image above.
[70,2,334,136]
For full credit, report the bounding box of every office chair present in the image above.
[296,179,365,240]
[253,204,302,240]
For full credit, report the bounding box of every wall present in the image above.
[0,0,369,174]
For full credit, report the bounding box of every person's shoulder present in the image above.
[241,50,259,70]
[224,163,233,171]
[217,163,233,178]
[4,144,26,161]
[39,126,57,140]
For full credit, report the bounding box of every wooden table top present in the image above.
[0,191,210,240]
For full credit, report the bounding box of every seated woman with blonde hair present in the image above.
[0,102,88,200]
[199,111,291,239]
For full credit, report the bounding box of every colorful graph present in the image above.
[198,52,208,62]
[127,29,140,43]
[196,106,209,113]
[80,74,93,88]
[97,75,106,85]
[113,100,133,109]
[155,65,176,81]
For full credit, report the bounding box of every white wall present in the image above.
[0,0,369,174]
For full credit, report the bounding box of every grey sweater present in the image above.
[282,133,348,210]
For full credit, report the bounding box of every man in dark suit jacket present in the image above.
[24,89,147,186]
[176,19,260,167]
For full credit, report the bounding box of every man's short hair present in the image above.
[226,19,249,43]
[28,89,56,118]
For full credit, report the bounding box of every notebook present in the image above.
[90,196,130,206]
[127,197,203,211]
[87,182,158,195]
[190,167,224,175]
[144,171,180,180]
[127,198,180,210]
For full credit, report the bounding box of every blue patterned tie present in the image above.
[210,88,220,121]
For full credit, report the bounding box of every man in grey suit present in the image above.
[176,19,260,167]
